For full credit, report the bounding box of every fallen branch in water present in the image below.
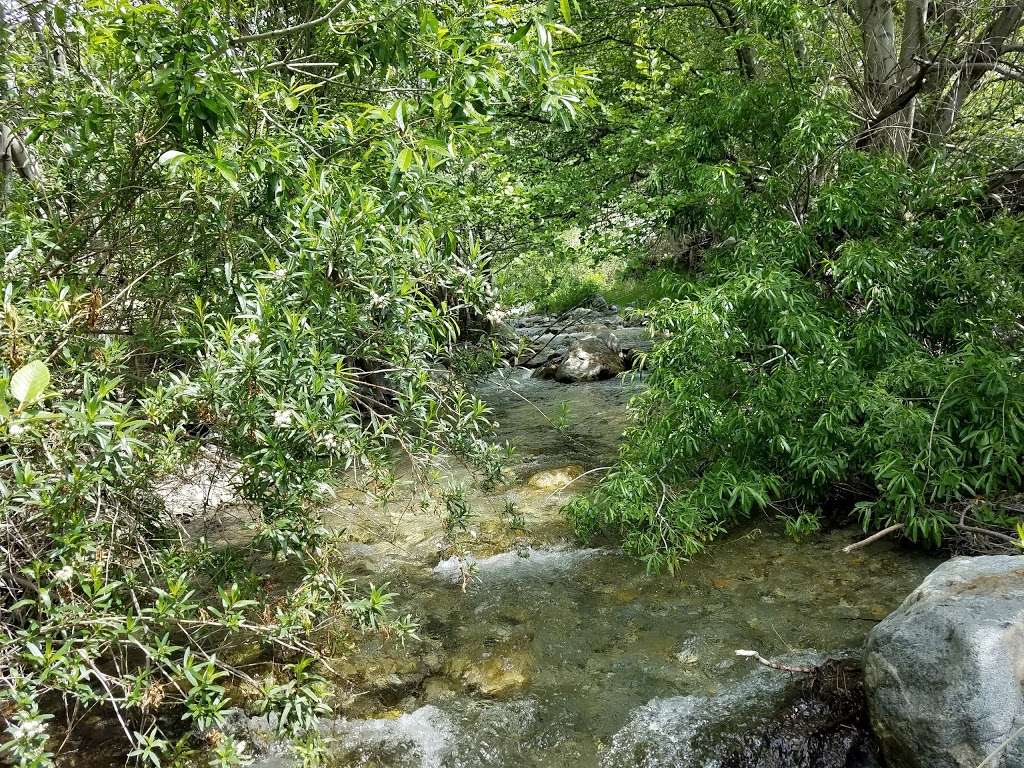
[841,523,905,553]
[735,649,817,673]
[954,523,1018,545]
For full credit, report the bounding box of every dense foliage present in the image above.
[3,0,1024,761]
[482,0,1024,570]
[0,0,587,764]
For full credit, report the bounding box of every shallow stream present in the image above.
[266,365,941,767]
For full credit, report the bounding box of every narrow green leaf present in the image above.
[212,160,238,188]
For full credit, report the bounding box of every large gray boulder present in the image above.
[864,555,1024,768]
[553,336,624,383]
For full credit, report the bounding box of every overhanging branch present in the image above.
[232,1,347,44]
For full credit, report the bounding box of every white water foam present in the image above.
[600,654,832,768]
[333,705,455,768]
[237,705,455,768]
[432,546,606,584]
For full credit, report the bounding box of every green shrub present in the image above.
[568,155,1024,570]
[486,0,1024,571]
[0,0,591,763]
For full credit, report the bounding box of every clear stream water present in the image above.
[257,367,940,768]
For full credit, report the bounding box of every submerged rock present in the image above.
[446,647,532,697]
[864,555,1024,768]
[602,656,878,768]
[526,464,585,491]
[554,336,625,383]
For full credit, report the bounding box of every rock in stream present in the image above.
[602,655,878,768]
[864,554,1024,768]
[503,307,652,383]
[550,336,625,383]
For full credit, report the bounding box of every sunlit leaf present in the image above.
[158,150,191,167]
[10,361,50,407]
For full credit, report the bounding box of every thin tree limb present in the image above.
[232,1,347,44]
[842,523,905,553]
[735,649,817,673]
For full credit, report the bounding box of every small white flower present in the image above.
[273,409,295,427]
[271,267,287,279]
[54,565,74,582]
[320,432,338,450]
[244,332,260,344]
[9,423,24,436]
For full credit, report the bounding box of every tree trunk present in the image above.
[717,1,760,79]
[858,0,898,114]
[1,127,42,184]
[891,0,929,154]
[931,0,1024,139]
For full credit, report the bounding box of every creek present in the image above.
[246,345,941,767]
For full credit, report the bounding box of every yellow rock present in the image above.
[526,465,585,491]
[453,649,532,697]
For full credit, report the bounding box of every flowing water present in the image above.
[249,365,941,768]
